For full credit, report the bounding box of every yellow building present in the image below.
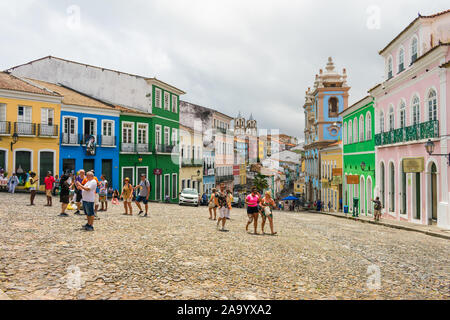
[0,72,62,190]
[319,141,343,212]
[179,124,203,193]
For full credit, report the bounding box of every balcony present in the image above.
[120,142,152,153]
[156,144,175,154]
[38,124,58,137]
[61,133,80,145]
[99,135,116,147]
[0,121,11,135]
[181,159,203,167]
[14,122,36,136]
[214,127,228,135]
[375,120,439,146]
[216,175,234,183]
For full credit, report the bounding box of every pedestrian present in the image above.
[208,188,218,220]
[111,189,120,205]
[82,171,99,217]
[135,174,151,217]
[53,175,60,196]
[44,171,55,207]
[27,172,38,206]
[98,175,108,212]
[226,190,233,220]
[120,177,133,215]
[260,191,277,235]
[245,187,261,234]
[74,170,85,216]
[58,174,70,217]
[216,183,229,231]
[76,171,97,231]
[7,173,19,194]
[372,197,382,222]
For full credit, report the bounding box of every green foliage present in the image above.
[253,173,269,192]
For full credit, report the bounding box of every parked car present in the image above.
[179,188,199,206]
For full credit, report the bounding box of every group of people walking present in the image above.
[207,183,277,235]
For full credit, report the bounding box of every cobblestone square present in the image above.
[0,193,449,300]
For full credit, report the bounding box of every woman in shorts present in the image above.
[245,187,261,234]
[208,188,218,220]
[120,178,133,215]
[260,191,277,235]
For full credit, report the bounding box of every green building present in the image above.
[119,80,184,204]
[341,96,375,216]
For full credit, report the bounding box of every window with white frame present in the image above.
[412,95,420,125]
[399,101,406,128]
[122,122,133,144]
[411,36,418,63]
[172,95,178,113]
[353,117,358,143]
[172,174,177,199]
[343,122,347,144]
[398,48,405,72]
[366,112,372,140]
[171,128,177,145]
[155,125,161,146]
[164,91,170,111]
[379,111,384,133]
[102,120,114,146]
[17,105,32,123]
[428,89,437,121]
[63,117,77,144]
[164,127,170,146]
[137,123,148,146]
[389,106,395,131]
[155,88,162,108]
[387,56,393,79]
[41,108,54,126]
[348,120,353,144]
[359,115,364,141]
[0,104,6,122]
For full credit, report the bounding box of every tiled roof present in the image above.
[379,9,450,55]
[0,72,60,97]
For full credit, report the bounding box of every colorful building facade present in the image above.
[0,72,62,190]
[319,141,342,212]
[370,10,450,228]
[342,96,375,216]
[179,124,203,193]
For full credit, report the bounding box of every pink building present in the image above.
[370,10,450,229]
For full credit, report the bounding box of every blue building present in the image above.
[35,81,121,190]
[302,57,350,202]
[203,149,215,196]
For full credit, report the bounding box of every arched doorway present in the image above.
[400,161,407,216]
[367,177,373,216]
[380,162,385,210]
[360,176,365,215]
[429,162,438,223]
[389,162,395,213]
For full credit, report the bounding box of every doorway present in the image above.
[83,159,95,173]
[62,159,75,175]
[430,163,438,222]
[39,151,54,185]
[102,159,113,186]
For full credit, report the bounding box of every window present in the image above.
[102,120,114,146]
[155,125,161,146]
[0,150,5,170]
[387,57,393,79]
[389,106,394,131]
[411,36,418,63]
[399,101,406,128]
[328,97,339,118]
[155,175,162,201]
[155,88,162,108]
[164,127,170,146]
[398,48,405,72]
[172,174,177,199]
[389,162,395,212]
[84,119,96,136]
[359,115,364,141]
[379,111,384,133]
[172,95,178,113]
[348,120,353,144]
[122,122,133,144]
[62,117,77,144]
[427,89,437,121]
[171,128,177,145]
[164,91,170,111]
[18,106,32,123]
[343,123,347,144]
[122,167,135,187]
[366,112,372,140]
[137,123,148,152]
[39,151,54,185]
[41,108,54,126]
[412,95,420,125]
[353,117,358,143]
[0,104,6,122]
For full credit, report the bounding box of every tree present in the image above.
[253,173,269,193]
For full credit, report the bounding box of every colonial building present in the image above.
[341,96,375,216]
[369,10,450,228]
[319,141,343,212]
[179,124,203,193]
[0,72,62,190]
[302,57,350,202]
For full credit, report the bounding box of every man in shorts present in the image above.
[216,183,229,231]
[372,197,382,222]
[44,171,55,207]
[76,171,97,231]
[135,174,151,217]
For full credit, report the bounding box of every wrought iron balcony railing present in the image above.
[100,135,116,147]
[156,144,175,154]
[38,124,58,137]
[181,159,203,167]
[375,120,439,146]
[216,175,234,183]
[0,121,11,135]
[14,122,36,136]
[120,142,152,153]
[61,133,80,145]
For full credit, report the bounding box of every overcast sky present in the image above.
[0,1,448,140]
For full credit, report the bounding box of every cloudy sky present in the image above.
[0,1,448,140]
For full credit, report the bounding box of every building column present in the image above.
[438,63,449,229]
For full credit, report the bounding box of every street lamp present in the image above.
[138,155,143,163]
[10,133,18,151]
[360,161,375,172]
[425,139,450,165]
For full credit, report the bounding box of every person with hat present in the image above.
[135,173,151,217]
[120,177,133,215]
[44,171,55,207]
[27,172,38,206]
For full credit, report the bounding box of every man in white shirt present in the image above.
[76,171,97,231]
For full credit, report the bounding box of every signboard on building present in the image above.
[233,165,240,176]
[346,175,360,185]
[207,169,214,176]
[403,158,424,173]
[332,168,343,176]
[153,169,162,176]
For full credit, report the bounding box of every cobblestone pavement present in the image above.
[0,193,449,300]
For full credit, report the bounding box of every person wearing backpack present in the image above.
[135,173,151,217]
[372,197,382,222]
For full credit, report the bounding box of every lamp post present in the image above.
[425,139,450,165]
[10,133,18,151]
[360,161,375,172]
